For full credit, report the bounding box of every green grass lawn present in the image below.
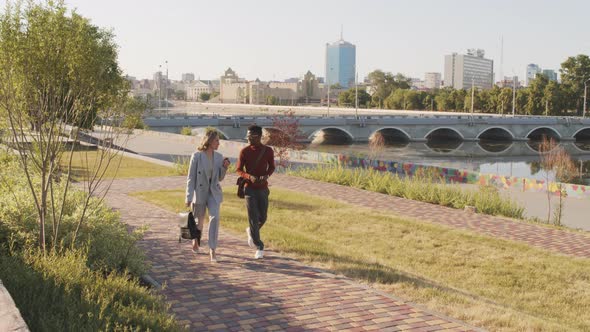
[62,150,177,179]
[130,187,590,332]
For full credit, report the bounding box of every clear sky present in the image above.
[62,0,589,82]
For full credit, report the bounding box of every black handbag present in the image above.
[236,177,246,198]
[185,211,201,245]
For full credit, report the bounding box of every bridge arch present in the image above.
[526,127,561,141]
[370,127,411,144]
[309,127,354,145]
[573,127,590,140]
[477,127,515,141]
[424,127,464,141]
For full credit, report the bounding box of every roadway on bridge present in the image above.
[153,101,491,117]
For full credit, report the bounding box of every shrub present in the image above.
[287,165,524,219]
[180,127,193,136]
[0,151,177,330]
[0,249,180,331]
[0,151,148,275]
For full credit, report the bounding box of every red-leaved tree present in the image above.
[266,110,303,168]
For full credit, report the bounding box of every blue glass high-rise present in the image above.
[325,38,356,88]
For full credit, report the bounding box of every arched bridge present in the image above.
[142,114,590,144]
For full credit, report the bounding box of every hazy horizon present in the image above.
[61,0,589,82]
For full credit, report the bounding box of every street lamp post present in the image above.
[165,60,169,114]
[355,70,359,119]
[584,78,590,119]
[158,64,162,112]
[327,67,333,116]
[327,83,330,116]
[512,75,516,116]
[470,77,475,114]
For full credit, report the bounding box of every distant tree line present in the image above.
[338,54,590,116]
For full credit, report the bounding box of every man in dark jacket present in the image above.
[236,125,275,259]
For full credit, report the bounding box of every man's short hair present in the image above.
[247,125,262,136]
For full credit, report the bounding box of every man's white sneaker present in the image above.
[254,250,264,259]
[246,227,254,248]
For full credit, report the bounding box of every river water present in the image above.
[303,140,590,185]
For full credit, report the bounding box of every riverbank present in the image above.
[88,128,590,230]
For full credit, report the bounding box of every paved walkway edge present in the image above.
[0,279,29,332]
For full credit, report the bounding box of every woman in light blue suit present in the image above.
[185,129,230,262]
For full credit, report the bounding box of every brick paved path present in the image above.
[104,172,590,331]
[105,177,478,331]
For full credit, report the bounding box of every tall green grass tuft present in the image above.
[287,165,524,219]
[172,156,191,175]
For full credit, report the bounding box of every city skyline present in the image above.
[62,0,589,82]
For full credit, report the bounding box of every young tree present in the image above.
[560,54,590,115]
[526,74,549,115]
[199,92,211,102]
[515,89,530,115]
[173,90,186,100]
[434,87,454,111]
[538,137,577,225]
[542,80,567,116]
[464,88,482,112]
[498,87,513,114]
[450,89,467,111]
[423,93,435,111]
[479,88,496,113]
[384,89,405,109]
[121,97,148,129]
[267,111,303,168]
[403,90,423,110]
[367,70,395,108]
[0,1,128,253]
[266,95,279,105]
[337,88,371,108]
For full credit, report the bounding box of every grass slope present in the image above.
[130,187,590,331]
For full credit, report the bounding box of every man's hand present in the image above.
[185,202,191,208]
[223,158,230,169]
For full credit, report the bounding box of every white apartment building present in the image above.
[186,81,214,101]
[424,72,441,89]
[444,49,494,90]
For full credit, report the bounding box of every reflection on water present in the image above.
[478,140,512,153]
[575,141,590,150]
[425,139,462,152]
[305,140,590,185]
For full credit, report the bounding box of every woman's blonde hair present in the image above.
[197,129,219,151]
